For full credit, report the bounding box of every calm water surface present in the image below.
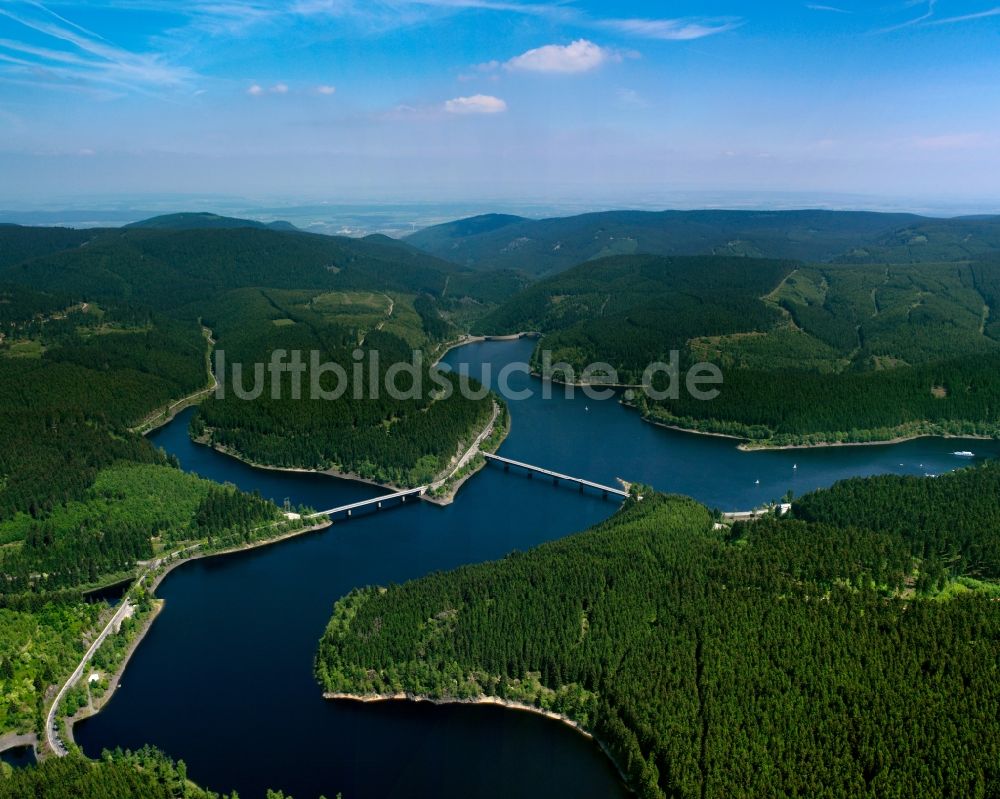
[76,339,1000,798]
[0,745,36,768]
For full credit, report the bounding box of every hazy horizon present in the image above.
[3,190,1000,238]
[2,1,1000,205]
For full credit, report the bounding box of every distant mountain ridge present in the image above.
[125,212,300,232]
[406,209,1000,274]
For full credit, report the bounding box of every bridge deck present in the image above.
[307,487,427,519]
[483,453,628,497]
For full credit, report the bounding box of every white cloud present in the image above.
[600,17,740,41]
[247,82,290,95]
[505,39,614,74]
[443,93,507,114]
[806,4,852,13]
[873,0,936,33]
[316,84,337,94]
[873,1,1000,33]
[0,1,195,95]
[930,6,1000,25]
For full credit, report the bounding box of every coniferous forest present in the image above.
[481,254,1000,445]
[317,465,1000,799]
[0,224,497,748]
[3,216,1000,797]
[7,3,1000,795]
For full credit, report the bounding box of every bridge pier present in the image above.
[377,501,382,509]
[503,463,509,472]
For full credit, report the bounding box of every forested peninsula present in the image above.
[316,465,1000,799]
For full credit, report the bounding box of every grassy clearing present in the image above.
[0,339,44,358]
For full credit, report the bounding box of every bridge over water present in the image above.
[306,487,428,520]
[482,453,629,498]
[304,453,629,525]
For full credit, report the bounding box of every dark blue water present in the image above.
[0,745,36,768]
[76,339,1000,798]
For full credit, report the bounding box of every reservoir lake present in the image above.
[75,338,1000,798]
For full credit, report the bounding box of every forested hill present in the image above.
[0,224,508,310]
[480,253,1000,445]
[316,466,1000,799]
[476,254,796,376]
[0,225,99,270]
[125,212,299,232]
[403,208,984,275]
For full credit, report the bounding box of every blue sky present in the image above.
[1,0,999,208]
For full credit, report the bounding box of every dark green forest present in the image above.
[5,214,1000,795]
[0,747,268,799]
[0,462,290,734]
[317,466,1000,799]
[0,294,207,522]
[476,254,795,381]
[0,223,500,744]
[0,749,199,799]
[0,225,502,312]
[480,253,1000,444]
[0,225,501,489]
[404,209,1000,274]
[189,286,494,486]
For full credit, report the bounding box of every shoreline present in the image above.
[50,519,332,755]
[195,435,417,496]
[735,431,996,451]
[146,520,333,595]
[45,334,517,755]
[431,331,540,367]
[630,404,996,452]
[62,602,165,749]
[195,411,503,508]
[325,691,632,792]
[428,400,505,505]
[0,731,37,759]
[496,333,1000,453]
[132,326,218,437]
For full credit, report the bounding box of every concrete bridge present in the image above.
[482,453,629,498]
[306,487,428,520]
[302,452,629,526]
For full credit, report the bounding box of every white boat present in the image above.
[952,451,975,457]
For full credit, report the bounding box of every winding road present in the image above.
[45,545,201,755]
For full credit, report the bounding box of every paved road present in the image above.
[45,544,198,755]
[45,596,135,755]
